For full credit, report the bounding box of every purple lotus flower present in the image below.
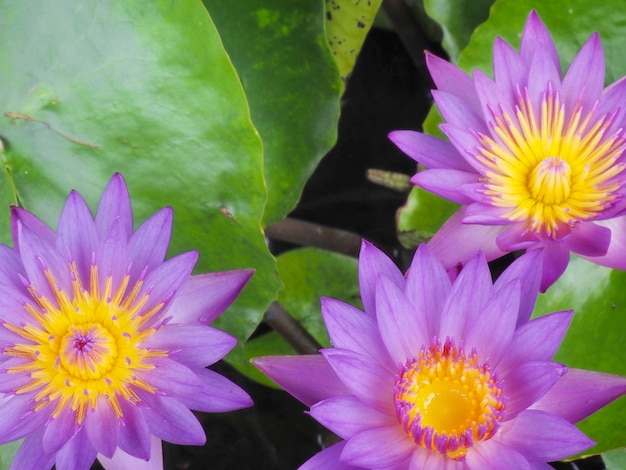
[254,241,626,469]
[0,174,253,469]
[389,11,626,290]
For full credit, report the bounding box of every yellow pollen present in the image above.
[394,339,505,460]
[476,89,626,238]
[3,261,168,424]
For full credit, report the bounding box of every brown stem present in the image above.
[263,302,321,355]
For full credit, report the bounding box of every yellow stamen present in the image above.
[475,89,626,238]
[3,262,167,424]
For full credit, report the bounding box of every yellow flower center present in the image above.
[3,261,167,424]
[476,88,626,238]
[394,339,504,460]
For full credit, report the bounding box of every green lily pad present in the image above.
[0,1,279,343]
[534,255,626,454]
[204,0,342,226]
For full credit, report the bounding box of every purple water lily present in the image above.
[254,240,626,469]
[389,11,626,290]
[0,174,253,469]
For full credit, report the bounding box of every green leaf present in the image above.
[325,0,383,88]
[534,256,626,454]
[397,186,458,248]
[603,447,626,469]
[239,247,360,387]
[0,1,279,343]
[423,0,494,63]
[204,0,342,225]
[0,441,21,470]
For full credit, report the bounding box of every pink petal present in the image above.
[411,169,479,205]
[95,173,133,241]
[166,269,254,325]
[341,424,414,468]
[310,395,396,439]
[499,409,594,461]
[251,355,350,407]
[439,252,492,341]
[321,297,393,371]
[497,310,573,374]
[494,249,543,326]
[98,435,163,470]
[503,361,567,418]
[404,244,451,336]
[375,276,429,365]
[428,207,507,270]
[176,367,252,413]
[357,240,404,317]
[530,368,626,423]
[388,130,474,171]
[299,441,358,470]
[321,349,394,415]
[520,11,560,78]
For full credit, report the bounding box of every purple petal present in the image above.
[520,11,560,77]
[0,244,27,291]
[539,243,570,292]
[495,223,540,251]
[463,202,512,224]
[530,368,626,423]
[388,130,474,172]
[166,269,254,325]
[142,324,236,368]
[43,407,79,456]
[562,222,610,257]
[85,397,120,458]
[375,275,429,365]
[428,207,507,270]
[439,252,492,341]
[56,190,98,283]
[127,208,173,282]
[251,355,350,407]
[439,123,490,174]
[95,173,133,241]
[493,37,527,104]
[497,310,573,374]
[432,90,490,135]
[321,297,393,372]
[118,399,152,460]
[137,357,205,398]
[494,249,543,326]
[463,279,520,365]
[526,47,562,112]
[409,447,459,470]
[562,33,604,112]
[10,206,56,254]
[176,367,252,413]
[499,409,594,461]
[95,216,129,293]
[503,361,566,418]
[139,393,205,445]
[11,427,55,470]
[411,169,479,204]
[404,244,451,336]
[465,438,531,470]
[299,441,358,470]
[341,424,414,468]
[357,240,404,317]
[98,435,163,470]
[597,76,626,129]
[55,427,98,470]
[310,395,396,440]
[0,393,48,442]
[425,51,481,113]
[474,69,516,123]
[321,349,394,415]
